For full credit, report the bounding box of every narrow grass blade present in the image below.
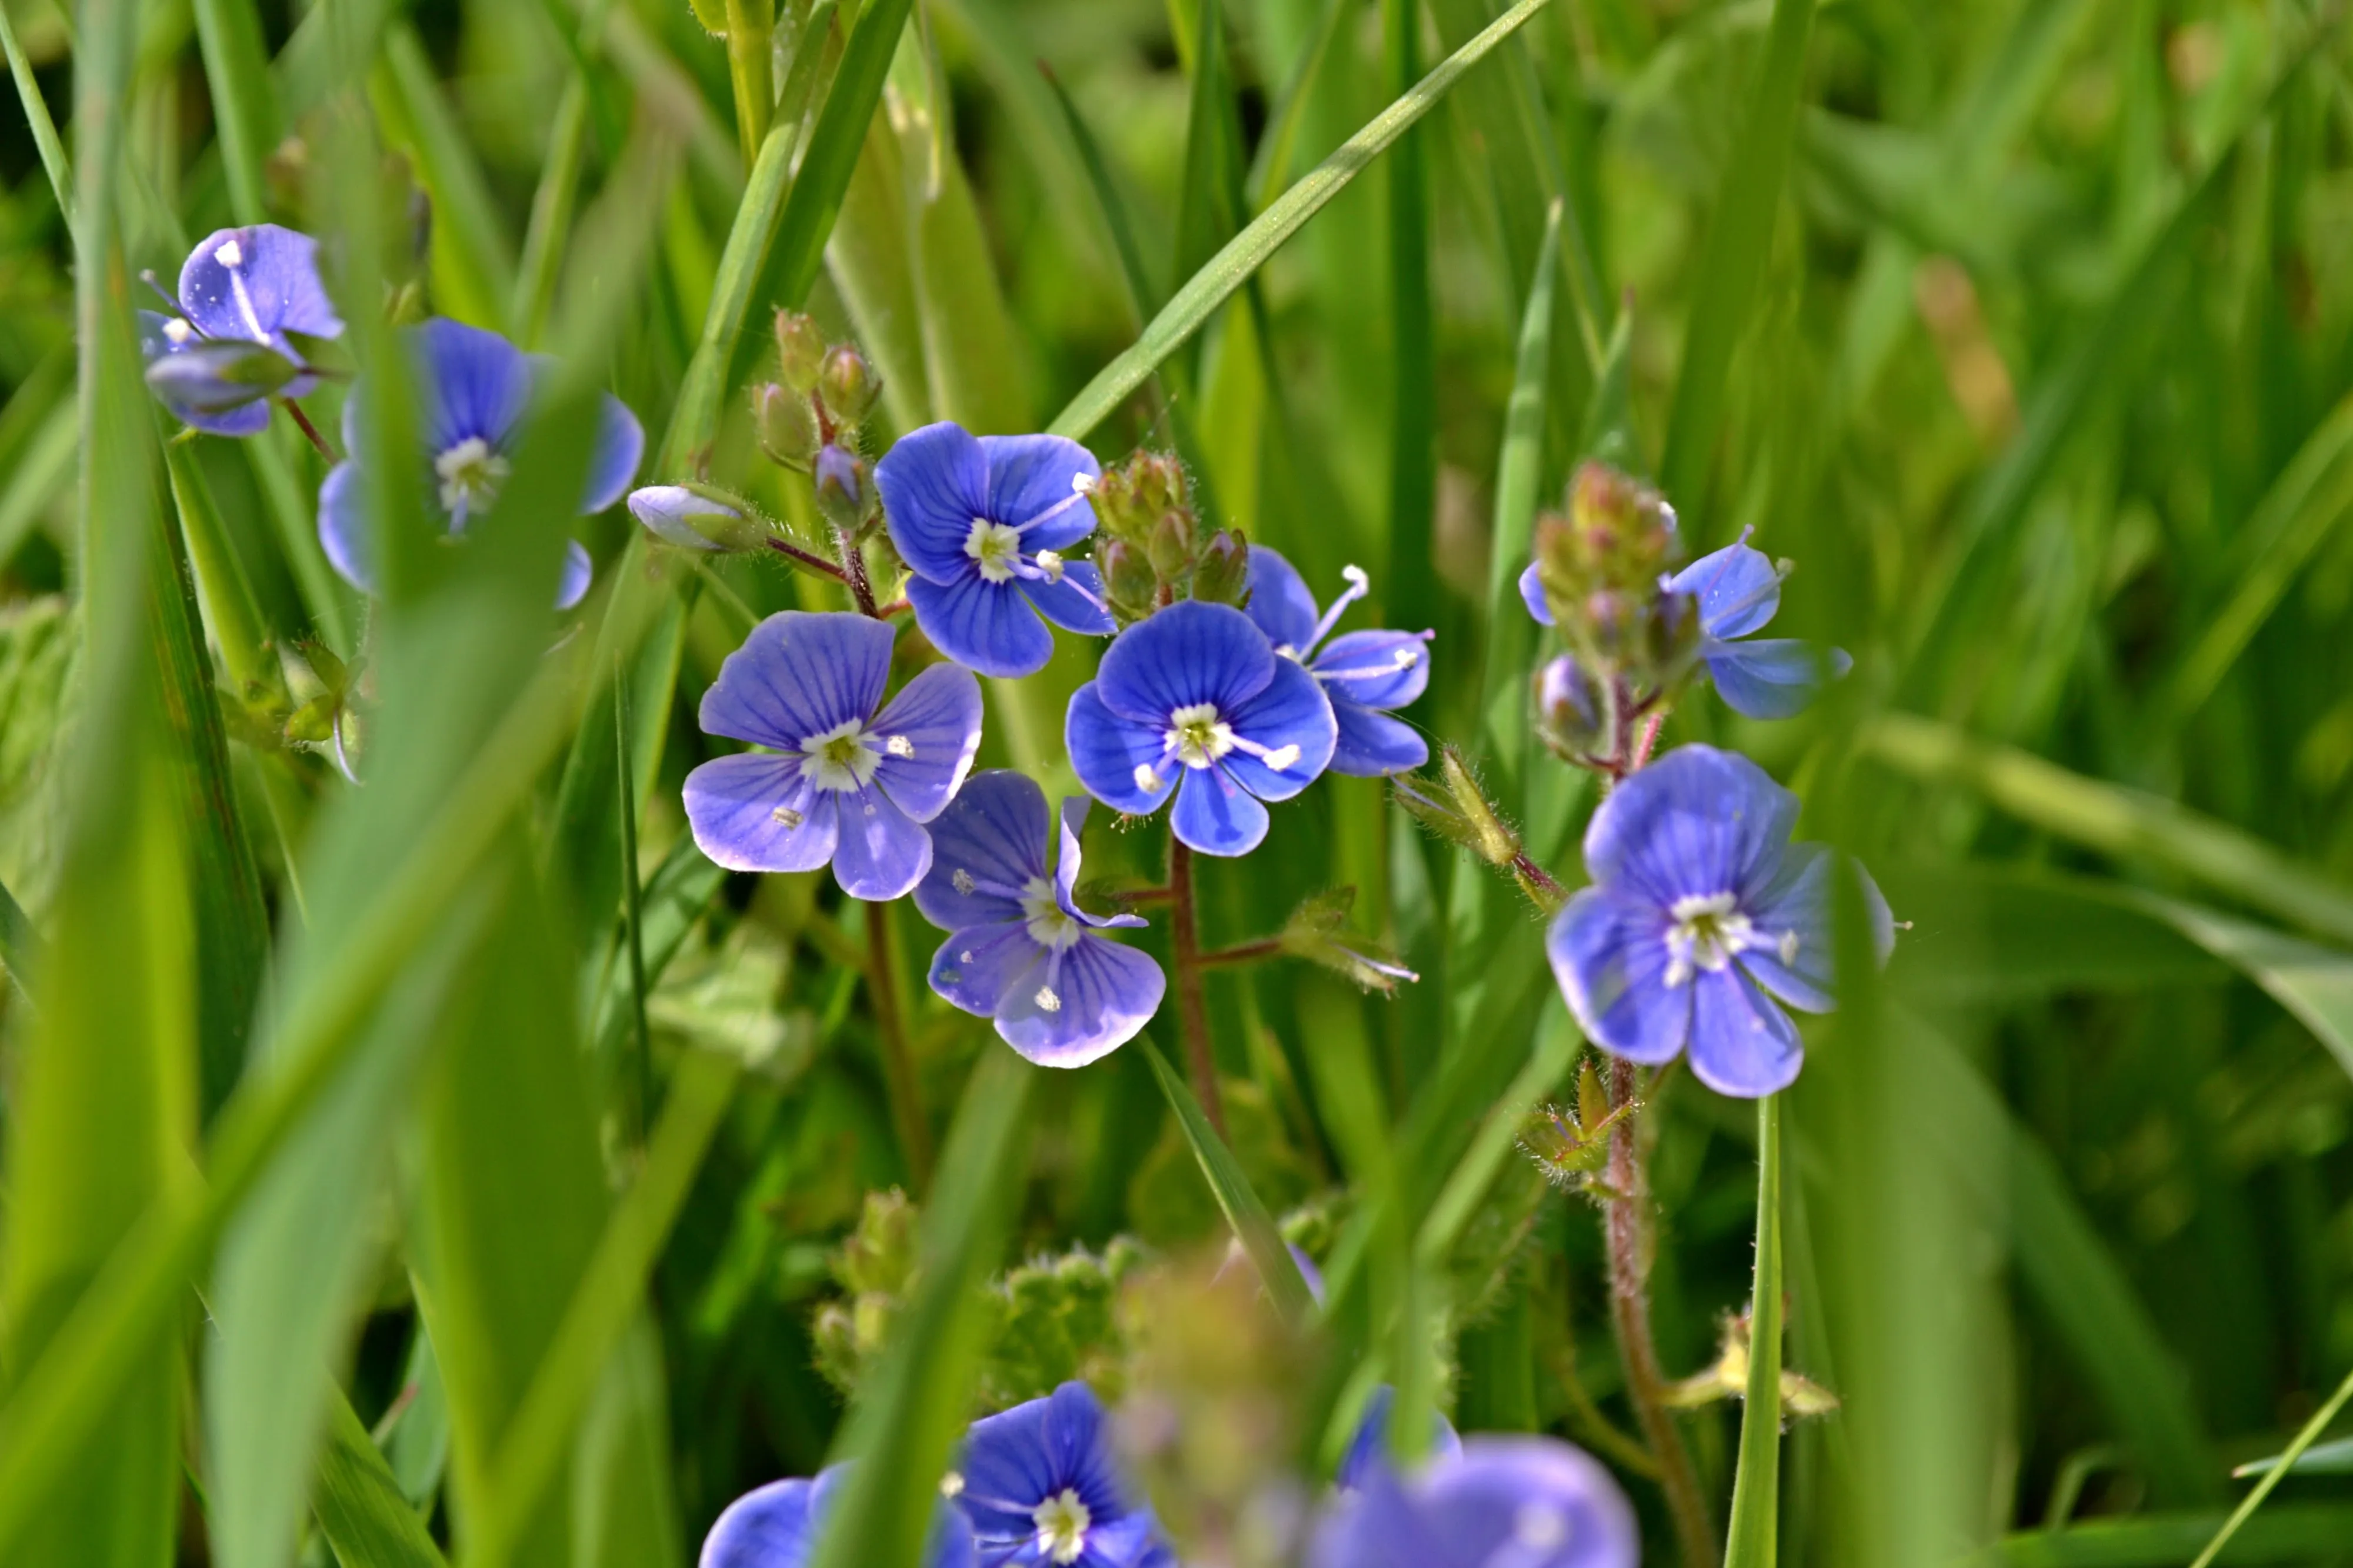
[1383,0,1438,639]
[721,0,776,171]
[1,0,72,221]
[190,0,282,224]
[164,442,275,715]
[274,0,400,122]
[244,429,355,654]
[1477,199,1564,789]
[2131,895,2353,1085]
[312,1386,448,1568]
[1040,67,1161,322]
[1723,1093,1784,1568]
[1974,1504,2353,1566]
[2188,1363,2353,1568]
[378,23,521,331]
[1242,0,1347,208]
[1413,1007,1574,1267]
[1141,1039,1318,1327]
[1048,0,1558,442]
[655,126,795,478]
[2232,1435,2353,1477]
[1172,0,1244,349]
[513,74,592,346]
[0,399,78,570]
[1658,0,1819,519]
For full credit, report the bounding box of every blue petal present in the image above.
[555,541,592,610]
[1547,888,1689,1065]
[870,662,984,823]
[1019,561,1116,637]
[699,610,894,750]
[177,225,344,349]
[1736,843,1894,1012]
[1518,560,1555,626]
[978,433,1101,552]
[1399,1436,1642,1568]
[700,1475,819,1568]
[831,785,934,901]
[996,935,1165,1067]
[1704,637,1849,720]
[906,569,1054,679]
[628,485,730,551]
[582,392,644,513]
[1092,600,1275,725]
[915,770,1046,932]
[1066,685,1178,816]
[1171,766,1271,857]
[928,920,1045,1018]
[1312,629,1431,712]
[683,753,838,873]
[1218,654,1336,802]
[414,318,533,453]
[139,311,276,435]
[1307,1469,1449,1568]
[1668,536,1781,640]
[1686,964,1803,1097]
[317,462,377,595]
[1055,797,1144,930]
[1242,545,1321,652]
[1336,1385,1464,1492]
[1328,700,1428,777]
[1581,745,1798,910]
[955,1384,1137,1540]
[876,421,993,582]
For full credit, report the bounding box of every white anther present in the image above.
[162,318,194,345]
[939,1472,965,1499]
[214,238,244,268]
[952,869,976,895]
[1261,744,1300,771]
[1034,985,1062,1014]
[1134,763,1165,795]
[771,806,804,828]
[885,734,915,758]
[1035,549,1066,582]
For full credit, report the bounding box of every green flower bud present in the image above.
[1191,529,1249,605]
[775,309,826,393]
[753,381,821,468]
[1100,538,1157,620]
[1146,510,1194,582]
[818,345,881,428]
[814,443,871,533]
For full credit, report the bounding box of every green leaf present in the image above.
[1038,67,1161,322]
[311,1390,448,1568]
[376,22,521,332]
[1048,0,1559,442]
[190,0,282,225]
[1968,1505,2353,1566]
[1722,1093,1783,1568]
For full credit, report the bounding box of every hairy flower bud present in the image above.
[1100,537,1158,621]
[1146,510,1194,582]
[1191,529,1249,605]
[1092,450,1188,542]
[814,443,871,533]
[752,381,820,468]
[817,345,881,428]
[1534,653,1608,761]
[774,310,826,393]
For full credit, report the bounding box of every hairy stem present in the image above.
[1195,936,1283,969]
[764,534,851,585]
[1166,837,1227,1135]
[1605,1056,1718,1568]
[865,900,934,1190]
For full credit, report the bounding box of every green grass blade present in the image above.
[1242,0,1345,208]
[2130,895,2353,1084]
[190,0,282,224]
[244,429,356,654]
[1974,1504,2353,1566]
[1477,199,1563,790]
[1048,0,1558,441]
[0,399,78,571]
[1039,67,1161,321]
[377,22,521,331]
[274,0,399,122]
[1723,1093,1784,1568]
[1383,0,1438,639]
[1657,0,1818,520]
[2186,1363,2353,1568]
[513,74,592,347]
[1412,1007,1574,1267]
[164,442,276,715]
[0,0,72,222]
[2232,1435,2353,1478]
[311,1369,450,1568]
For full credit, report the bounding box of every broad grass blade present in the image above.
[311,1389,448,1568]
[1142,1039,1318,1327]
[191,0,281,224]
[376,23,521,332]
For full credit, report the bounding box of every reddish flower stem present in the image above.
[1166,837,1226,1135]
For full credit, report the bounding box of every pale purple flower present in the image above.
[701,1463,975,1568]
[1312,1437,1638,1568]
[139,223,342,435]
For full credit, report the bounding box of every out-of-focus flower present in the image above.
[139,223,343,435]
[1661,531,1851,719]
[683,612,981,901]
[316,318,642,609]
[1310,1437,1639,1568]
[874,422,1116,677]
[1066,601,1336,857]
[700,1463,975,1568]
[914,771,1165,1068]
[1546,745,1894,1097]
[949,1382,1174,1567]
[1334,1386,1462,1493]
[1243,549,1432,776]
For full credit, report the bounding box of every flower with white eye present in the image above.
[138,223,344,436]
[949,1383,1172,1567]
[1244,548,1434,776]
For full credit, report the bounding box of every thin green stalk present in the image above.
[615,665,652,1152]
[1167,836,1227,1136]
[2187,1362,2353,1568]
[1383,0,1437,633]
[866,900,935,1191]
[1725,1093,1784,1567]
[164,442,278,702]
[722,0,776,172]
[514,73,592,346]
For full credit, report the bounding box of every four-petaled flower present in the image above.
[915,772,1165,1067]
[138,225,343,436]
[1244,549,1432,776]
[1521,532,1848,719]
[1547,745,1892,1098]
[874,422,1116,678]
[1066,600,1337,857]
[1311,1436,1639,1568]
[949,1382,1173,1567]
[684,612,982,901]
[700,1463,976,1568]
[318,318,644,610]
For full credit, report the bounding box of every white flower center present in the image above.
[435,436,510,521]
[1168,702,1236,768]
[1020,875,1082,950]
[1663,892,1774,988]
[1032,1487,1091,1564]
[798,718,881,792]
[965,518,1024,583]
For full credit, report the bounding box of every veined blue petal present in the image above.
[1242,545,1322,652]
[1686,965,1803,1097]
[1171,766,1271,857]
[583,391,644,513]
[996,935,1165,1067]
[1019,560,1116,637]
[1668,536,1780,640]
[928,921,1045,1019]
[1312,628,1431,712]
[1329,700,1428,778]
[869,662,984,824]
[177,225,344,349]
[413,318,533,454]
[954,1384,1148,1556]
[1066,685,1178,816]
[906,569,1055,679]
[1217,655,1336,803]
[1093,600,1276,725]
[876,421,994,582]
[698,610,895,750]
[1518,560,1555,626]
[1547,889,1689,1065]
[831,785,935,901]
[1737,842,1894,1012]
[1704,637,1848,720]
[317,462,376,595]
[684,753,838,873]
[978,433,1101,552]
[1579,745,1798,911]
[915,770,1047,932]
[1055,797,1144,930]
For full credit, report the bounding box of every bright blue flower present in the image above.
[139,224,342,436]
[874,422,1116,678]
[1546,745,1892,1098]
[949,1382,1173,1568]
[684,612,982,902]
[1311,1437,1638,1568]
[914,772,1165,1068]
[701,1463,975,1568]
[1334,1386,1462,1493]
[1520,532,1848,719]
[1066,600,1337,857]
[1243,549,1432,776]
[317,318,644,610]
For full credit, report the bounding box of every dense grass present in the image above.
[5,0,2353,1564]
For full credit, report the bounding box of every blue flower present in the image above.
[1334,1386,1462,1493]
[317,318,644,610]
[874,422,1116,678]
[1520,532,1848,719]
[1546,745,1892,1098]
[1311,1437,1638,1568]
[949,1382,1173,1568]
[914,772,1165,1068]
[701,1463,975,1568]
[139,224,343,436]
[684,612,982,902]
[1065,600,1337,857]
[1243,549,1432,776]
[629,485,734,551]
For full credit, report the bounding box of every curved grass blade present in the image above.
[1477,199,1563,785]
[1722,1094,1784,1568]
[311,1348,451,1568]
[2185,1363,2353,1568]
[1383,0,1438,642]
[1048,0,1558,442]
[1040,66,1161,321]
[0,0,71,221]
[378,23,521,332]
[2232,1434,2353,1478]
[1972,1504,2353,1566]
[190,0,281,224]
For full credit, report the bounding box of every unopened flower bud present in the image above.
[1439,746,1521,869]
[1192,529,1249,605]
[814,443,870,533]
[1100,538,1157,619]
[817,345,880,428]
[1092,450,1188,541]
[1146,511,1194,581]
[629,485,766,552]
[775,311,826,393]
[753,381,821,468]
[1534,655,1608,761]
[1645,588,1704,687]
[144,339,300,412]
